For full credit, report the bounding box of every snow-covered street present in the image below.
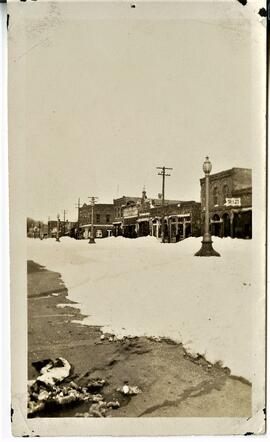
[27,236,253,381]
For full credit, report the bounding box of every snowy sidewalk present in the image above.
[28,236,253,381]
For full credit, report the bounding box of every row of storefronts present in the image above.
[35,167,251,241]
[117,197,202,241]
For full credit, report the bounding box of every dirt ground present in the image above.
[28,260,252,418]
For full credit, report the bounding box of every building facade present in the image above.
[200,167,252,238]
[113,196,142,236]
[148,201,201,241]
[114,189,201,241]
[78,203,115,238]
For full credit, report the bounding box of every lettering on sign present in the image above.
[123,206,138,218]
[224,198,241,207]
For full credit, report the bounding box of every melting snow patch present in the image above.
[28,236,254,381]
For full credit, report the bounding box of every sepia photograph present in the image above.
[7,0,266,436]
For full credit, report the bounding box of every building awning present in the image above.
[232,207,252,213]
[137,217,150,223]
[172,213,191,219]
[113,222,122,225]
[80,224,113,228]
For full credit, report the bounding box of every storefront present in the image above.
[167,214,192,242]
[80,224,114,239]
[123,217,138,238]
[210,207,252,239]
[113,222,123,237]
[122,205,139,238]
[137,213,150,237]
[149,202,201,241]
[150,218,161,238]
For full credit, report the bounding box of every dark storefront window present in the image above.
[106,214,110,223]
[96,214,100,223]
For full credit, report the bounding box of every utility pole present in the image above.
[56,214,60,242]
[75,198,81,224]
[88,196,98,244]
[39,222,42,240]
[75,198,81,240]
[63,210,67,235]
[156,166,173,243]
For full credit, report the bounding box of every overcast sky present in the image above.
[20,2,252,222]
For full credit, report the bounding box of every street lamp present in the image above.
[89,196,97,244]
[56,214,60,242]
[195,156,220,257]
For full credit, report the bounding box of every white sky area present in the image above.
[24,4,252,222]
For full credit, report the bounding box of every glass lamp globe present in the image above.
[203,156,212,174]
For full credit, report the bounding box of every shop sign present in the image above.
[123,206,138,218]
[224,198,241,207]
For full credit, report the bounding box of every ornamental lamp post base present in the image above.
[56,237,60,242]
[195,236,220,257]
[89,236,96,244]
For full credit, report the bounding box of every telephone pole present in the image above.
[75,198,81,224]
[75,198,81,239]
[88,196,98,244]
[63,210,68,235]
[156,166,173,243]
[56,214,60,242]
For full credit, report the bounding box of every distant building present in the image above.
[27,220,48,238]
[200,167,252,238]
[48,220,63,237]
[79,203,114,238]
[113,196,142,236]
[115,189,201,241]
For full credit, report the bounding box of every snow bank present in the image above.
[28,236,254,381]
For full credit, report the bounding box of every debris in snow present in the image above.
[92,394,104,403]
[28,359,111,417]
[100,334,105,340]
[86,378,106,392]
[53,387,84,405]
[37,389,50,402]
[89,402,107,417]
[34,357,72,386]
[117,384,142,395]
[27,380,93,417]
[28,399,46,416]
[107,400,120,409]
[108,336,113,342]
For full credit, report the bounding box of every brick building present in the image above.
[148,201,201,241]
[116,189,201,241]
[79,203,114,238]
[200,167,252,238]
[113,196,142,236]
